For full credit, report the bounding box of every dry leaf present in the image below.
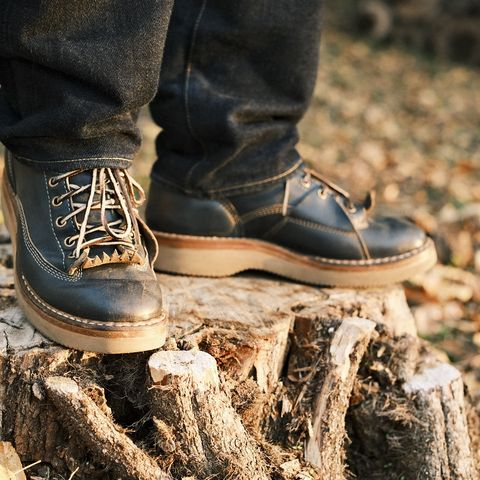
[0,442,26,480]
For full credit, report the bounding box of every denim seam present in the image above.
[197,145,250,189]
[184,0,209,189]
[15,154,132,164]
[203,159,303,195]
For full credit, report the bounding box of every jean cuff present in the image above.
[14,153,132,172]
[3,134,138,172]
[151,158,304,197]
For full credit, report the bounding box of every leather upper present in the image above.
[146,184,240,236]
[146,166,427,261]
[6,153,164,324]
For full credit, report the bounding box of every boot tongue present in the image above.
[67,169,145,272]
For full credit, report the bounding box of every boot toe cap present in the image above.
[363,216,427,259]
[29,268,166,325]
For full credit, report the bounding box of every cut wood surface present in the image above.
[0,243,478,479]
[402,364,476,479]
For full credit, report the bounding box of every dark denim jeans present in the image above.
[0,0,323,193]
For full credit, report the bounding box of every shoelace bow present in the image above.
[282,167,376,216]
[49,168,145,275]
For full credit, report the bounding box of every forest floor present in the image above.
[1,28,480,396]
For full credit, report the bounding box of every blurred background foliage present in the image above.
[1,0,480,394]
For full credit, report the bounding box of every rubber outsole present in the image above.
[152,230,438,288]
[1,173,169,354]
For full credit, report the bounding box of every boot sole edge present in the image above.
[152,230,437,288]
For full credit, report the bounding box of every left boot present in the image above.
[2,152,169,353]
[146,166,437,287]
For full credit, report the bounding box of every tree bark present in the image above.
[45,376,170,480]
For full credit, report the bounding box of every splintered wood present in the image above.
[44,376,171,480]
[304,317,376,477]
[402,364,477,479]
[0,258,478,480]
[148,350,269,480]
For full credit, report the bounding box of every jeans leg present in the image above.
[150,0,323,194]
[0,0,173,172]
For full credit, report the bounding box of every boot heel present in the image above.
[154,231,248,277]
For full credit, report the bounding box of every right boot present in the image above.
[146,166,437,287]
[1,151,168,353]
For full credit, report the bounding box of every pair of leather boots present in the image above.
[2,152,436,353]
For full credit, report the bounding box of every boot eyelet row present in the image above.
[300,177,311,189]
[64,236,75,247]
[317,188,328,199]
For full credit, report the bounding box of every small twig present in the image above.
[13,458,42,474]
[68,466,80,480]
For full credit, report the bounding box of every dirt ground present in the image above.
[1,28,480,396]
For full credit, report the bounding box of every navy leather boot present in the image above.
[2,152,168,353]
[146,166,437,287]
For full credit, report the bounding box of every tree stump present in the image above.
[0,242,479,479]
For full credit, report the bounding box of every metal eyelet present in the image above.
[317,187,328,199]
[51,196,63,207]
[48,177,60,188]
[55,217,67,228]
[300,177,311,189]
[64,236,75,247]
